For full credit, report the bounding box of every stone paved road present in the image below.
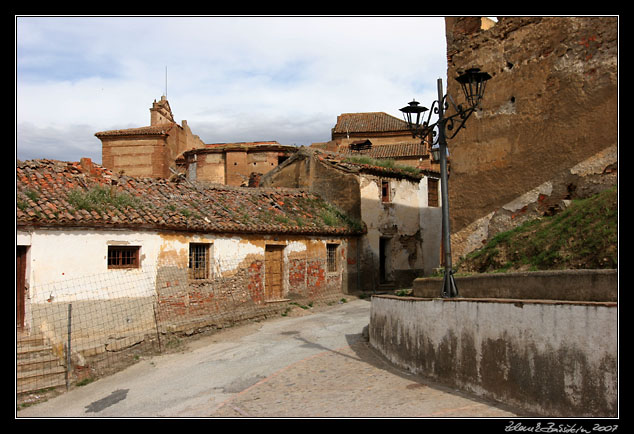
[17,298,520,418]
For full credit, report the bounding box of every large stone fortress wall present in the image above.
[443,17,617,259]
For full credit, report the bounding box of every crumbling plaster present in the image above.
[452,145,618,261]
[444,17,617,238]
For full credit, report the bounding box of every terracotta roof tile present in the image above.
[306,148,429,181]
[332,112,409,134]
[95,124,176,137]
[17,159,364,235]
[338,141,429,159]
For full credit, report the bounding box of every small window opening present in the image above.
[327,244,338,272]
[381,180,391,203]
[108,246,140,269]
[189,243,211,279]
[428,178,439,207]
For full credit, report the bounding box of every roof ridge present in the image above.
[95,123,177,137]
[17,158,364,235]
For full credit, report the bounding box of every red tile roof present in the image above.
[332,112,410,134]
[16,159,364,235]
[307,148,436,181]
[337,141,429,159]
[95,123,177,137]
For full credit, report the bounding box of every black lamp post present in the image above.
[400,68,491,298]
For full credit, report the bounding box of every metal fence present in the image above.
[17,254,345,404]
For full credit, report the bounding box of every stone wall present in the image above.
[444,17,618,239]
[413,269,617,302]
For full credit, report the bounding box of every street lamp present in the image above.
[400,68,491,298]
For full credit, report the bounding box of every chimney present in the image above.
[248,172,262,187]
[80,157,93,173]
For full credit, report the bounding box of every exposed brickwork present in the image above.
[154,255,340,331]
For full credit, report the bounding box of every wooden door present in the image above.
[265,245,284,300]
[16,246,27,329]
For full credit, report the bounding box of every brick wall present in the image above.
[101,137,169,178]
[155,250,346,332]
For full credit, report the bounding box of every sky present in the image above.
[16,16,449,164]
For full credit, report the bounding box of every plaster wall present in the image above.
[359,175,439,288]
[17,228,350,354]
[369,295,618,417]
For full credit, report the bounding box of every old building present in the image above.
[178,141,297,186]
[96,96,206,179]
[17,159,364,355]
[96,96,296,185]
[260,147,442,290]
[443,16,618,260]
[312,112,439,172]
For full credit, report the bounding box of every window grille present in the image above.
[108,246,140,269]
[327,244,338,272]
[189,243,210,279]
[428,178,439,207]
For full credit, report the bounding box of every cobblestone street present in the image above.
[18,299,520,418]
[209,338,518,418]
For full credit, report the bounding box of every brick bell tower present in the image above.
[150,95,175,125]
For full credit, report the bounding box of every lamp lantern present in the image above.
[455,68,492,108]
[399,67,491,298]
[400,99,428,135]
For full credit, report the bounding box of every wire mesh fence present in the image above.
[17,254,347,403]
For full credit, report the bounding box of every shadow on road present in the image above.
[336,320,527,416]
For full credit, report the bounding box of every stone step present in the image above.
[17,333,67,394]
[17,366,67,394]
[17,343,61,360]
[16,334,45,347]
[17,353,64,373]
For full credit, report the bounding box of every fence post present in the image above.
[153,302,162,353]
[65,303,72,391]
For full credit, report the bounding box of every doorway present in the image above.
[379,237,391,284]
[16,246,27,330]
[265,245,285,301]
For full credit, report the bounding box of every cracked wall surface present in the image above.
[443,17,617,252]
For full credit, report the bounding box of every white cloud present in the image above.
[16,16,448,163]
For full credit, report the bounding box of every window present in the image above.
[189,243,211,279]
[381,180,391,203]
[108,246,140,269]
[428,178,439,207]
[326,243,338,272]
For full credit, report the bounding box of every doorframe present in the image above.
[16,246,28,330]
[264,243,286,302]
[379,236,393,284]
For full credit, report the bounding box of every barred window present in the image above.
[189,243,211,279]
[108,246,140,269]
[428,178,439,207]
[327,243,338,272]
[381,180,391,203]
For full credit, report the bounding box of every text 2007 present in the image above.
[593,426,618,433]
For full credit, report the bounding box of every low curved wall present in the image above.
[369,293,618,417]
[413,269,617,302]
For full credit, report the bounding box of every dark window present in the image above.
[379,237,390,283]
[428,178,439,207]
[381,180,390,203]
[189,243,211,279]
[108,246,140,269]
[327,243,338,272]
